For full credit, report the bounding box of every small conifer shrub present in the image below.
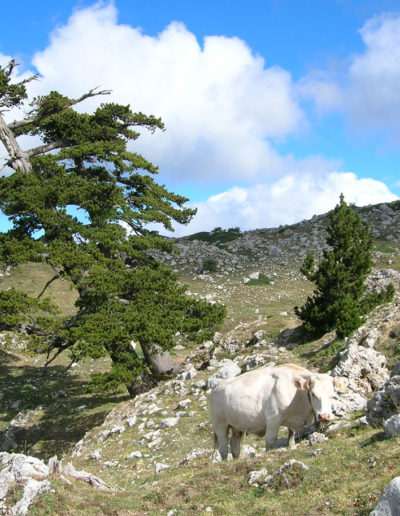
[295,194,394,339]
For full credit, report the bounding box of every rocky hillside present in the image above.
[151,200,400,276]
[2,200,400,514]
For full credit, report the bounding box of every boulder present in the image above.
[206,360,241,389]
[384,415,400,438]
[332,341,388,393]
[370,477,400,516]
[366,376,400,428]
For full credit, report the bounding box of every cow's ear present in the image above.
[333,377,347,391]
[294,376,311,390]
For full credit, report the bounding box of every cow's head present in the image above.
[294,374,344,423]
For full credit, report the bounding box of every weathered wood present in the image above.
[47,456,119,491]
[0,115,32,173]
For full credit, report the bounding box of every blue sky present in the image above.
[1,0,400,235]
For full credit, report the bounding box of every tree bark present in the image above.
[126,343,181,398]
[0,115,32,173]
[142,342,181,376]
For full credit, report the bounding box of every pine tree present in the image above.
[295,194,394,339]
[0,60,226,395]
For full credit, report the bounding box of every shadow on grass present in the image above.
[0,358,129,460]
[0,347,21,365]
[361,431,387,448]
[299,338,346,373]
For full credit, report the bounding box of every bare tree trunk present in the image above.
[126,343,181,398]
[0,115,32,173]
[142,342,181,376]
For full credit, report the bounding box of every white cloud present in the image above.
[298,71,343,115]
[348,13,400,133]
[299,13,400,137]
[2,4,399,240]
[168,171,398,236]
[28,2,304,183]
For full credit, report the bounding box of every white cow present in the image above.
[210,363,344,460]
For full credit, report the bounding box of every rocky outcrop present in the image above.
[331,340,389,416]
[366,361,400,433]
[149,201,400,277]
[0,452,119,515]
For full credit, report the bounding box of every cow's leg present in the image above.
[214,424,229,460]
[265,416,280,451]
[287,428,296,449]
[230,429,243,459]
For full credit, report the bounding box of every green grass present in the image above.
[307,339,347,372]
[184,227,242,248]
[28,424,400,515]
[0,262,78,316]
[246,273,273,286]
[1,246,400,514]
[375,244,396,254]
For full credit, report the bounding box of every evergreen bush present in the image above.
[295,195,394,339]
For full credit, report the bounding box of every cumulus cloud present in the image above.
[298,71,343,116]
[168,171,398,236]
[300,13,400,137]
[29,2,304,183]
[348,13,400,133]
[2,4,398,238]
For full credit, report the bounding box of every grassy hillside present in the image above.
[1,225,400,514]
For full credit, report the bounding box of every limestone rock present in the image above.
[370,477,400,516]
[366,376,400,428]
[206,360,241,389]
[384,415,400,438]
[158,418,179,429]
[154,462,169,475]
[0,452,49,482]
[242,354,268,371]
[9,478,51,516]
[179,448,209,464]
[332,341,388,393]
[308,432,328,446]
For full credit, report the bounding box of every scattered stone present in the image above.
[126,415,137,427]
[127,451,142,459]
[248,468,269,487]
[180,448,209,464]
[176,366,197,381]
[89,449,102,460]
[148,438,163,449]
[104,460,119,468]
[241,445,259,458]
[158,418,179,429]
[249,459,309,489]
[154,463,169,475]
[242,354,268,372]
[176,399,192,410]
[308,432,328,446]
